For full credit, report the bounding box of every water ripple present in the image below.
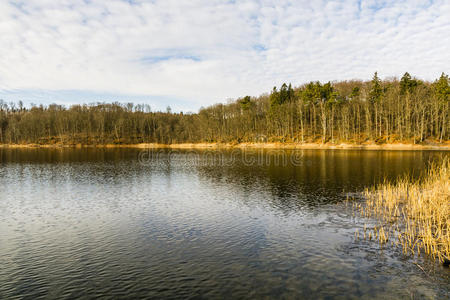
[0,148,448,299]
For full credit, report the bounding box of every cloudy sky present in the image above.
[0,0,449,112]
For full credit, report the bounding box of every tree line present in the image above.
[0,72,448,145]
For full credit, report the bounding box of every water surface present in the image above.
[0,148,449,299]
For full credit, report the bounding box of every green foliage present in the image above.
[301,81,321,104]
[270,83,294,108]
[300,81,337,105]
[369,72,383,103]
[239,96,252,111]
[279,83,293,104]
[350,87,360,99]
[320,82,337,103]
[433,73,450,103]
[0,72,448,144]
[400,72,419,95]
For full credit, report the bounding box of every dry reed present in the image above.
[354,158,450,263]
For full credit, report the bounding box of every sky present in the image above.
[0,0,449,112]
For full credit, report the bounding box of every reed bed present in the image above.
[352,158,450,263]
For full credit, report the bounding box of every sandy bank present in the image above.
[1,142,449,150]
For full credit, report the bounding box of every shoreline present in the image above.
[1,142,449,151]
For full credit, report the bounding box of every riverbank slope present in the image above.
[1,142,450,150]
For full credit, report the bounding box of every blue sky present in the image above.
[0,0,449,112]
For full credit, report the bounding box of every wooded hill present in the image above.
[0,72,448,145]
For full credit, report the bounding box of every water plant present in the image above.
[354,158,450,264]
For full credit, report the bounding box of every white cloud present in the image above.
[0,0,449,111]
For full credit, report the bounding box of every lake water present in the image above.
[0,148,449,299]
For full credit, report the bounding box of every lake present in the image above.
[0,148,449,299]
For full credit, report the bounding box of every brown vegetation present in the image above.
[0,72,448,145]
[353,159,450,263]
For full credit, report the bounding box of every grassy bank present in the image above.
[353,159,450,264]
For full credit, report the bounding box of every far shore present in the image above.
[1,142,449,151]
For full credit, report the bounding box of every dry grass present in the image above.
[352,158,450,263]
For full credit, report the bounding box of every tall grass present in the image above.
[354,158,449,263]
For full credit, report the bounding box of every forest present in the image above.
[0,72,448,145]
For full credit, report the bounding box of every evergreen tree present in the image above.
[369,72,383,103]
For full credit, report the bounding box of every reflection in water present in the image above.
[0,148,448,299]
